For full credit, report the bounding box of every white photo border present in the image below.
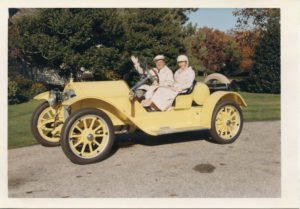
[0,0,299,208]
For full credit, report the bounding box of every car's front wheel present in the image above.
[60,108,115,164]
[210,101,243,144]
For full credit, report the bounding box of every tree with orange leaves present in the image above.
[189,27,241,75]
[230,29,260,72]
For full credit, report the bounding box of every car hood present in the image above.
[64,80,130,98]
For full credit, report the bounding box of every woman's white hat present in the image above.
[177,55,189,67]
[153,55,165,62]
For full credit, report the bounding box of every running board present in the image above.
[152,126,208,135]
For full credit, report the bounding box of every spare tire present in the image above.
[204,73,230,84]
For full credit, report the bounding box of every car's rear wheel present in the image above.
[210,101,243,144]
[60,108,115,164]
[31,101,60,147]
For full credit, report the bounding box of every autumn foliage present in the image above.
[233,30,260,72]
[188,27,243,75]
[186,8,280,93]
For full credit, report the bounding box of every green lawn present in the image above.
[240,92,280,121]
[8,92,280,149]
[8,100,42,149]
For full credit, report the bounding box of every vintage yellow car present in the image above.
[31,70,246,164]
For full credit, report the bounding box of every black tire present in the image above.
[210,100,243,144]
[31,101,60,147]
[60,108,115,165]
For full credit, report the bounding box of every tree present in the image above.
[15,9,126,81]
[182,22,202,73]
[122,9,193,63]
[118,9,191,84]
[234,9,280,93]
[11,8,195,86]
[188,27,241,76]
[230,29,260,72]
[248,16,280,93]
[9,9,43,81]
[190,27,226,72]
[201,27,226,72]
[221,38,242,75]
[233,9,280,31]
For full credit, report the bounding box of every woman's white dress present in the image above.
[151,67,195,111]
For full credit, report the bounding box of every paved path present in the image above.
[8,121,281,198]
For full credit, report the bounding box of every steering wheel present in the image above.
[145,68,159,83]
[130,67,160,96]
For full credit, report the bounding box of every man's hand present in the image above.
[131,55,144,74]
[153,80,158,86]
[131,56,139,66]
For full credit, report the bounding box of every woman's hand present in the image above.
[171,86,181,92]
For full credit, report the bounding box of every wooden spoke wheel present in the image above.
[210,101,243,144]
[60,108,114,164]
[31,102,60,146]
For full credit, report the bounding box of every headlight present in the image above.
[48,89,62,107]
[63,89,76,101]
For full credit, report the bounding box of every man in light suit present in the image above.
[131,55,174,107]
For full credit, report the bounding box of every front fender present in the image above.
[62,96,132,127]
[33,91,49,100]
[200,91,247,128]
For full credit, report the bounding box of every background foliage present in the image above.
[233,9,280,93]
[8,8,280,104]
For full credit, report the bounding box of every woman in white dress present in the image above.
[145,55,195,111]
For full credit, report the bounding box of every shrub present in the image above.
[29,83,47,98]
[8,75,47,104]
[8,78,20,104]
[8,78,18,97]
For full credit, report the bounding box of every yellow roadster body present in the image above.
[32,76,246,164]
[34,79,246,136]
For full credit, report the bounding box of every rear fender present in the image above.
[200,91,247,128]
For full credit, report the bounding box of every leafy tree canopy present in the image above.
[234,8,280,93]
[13,8,195,85]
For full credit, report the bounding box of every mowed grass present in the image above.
[240,92,280,121]
[8,92,280,149]
[8,100,42,149]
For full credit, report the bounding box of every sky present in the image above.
[187,8,238,32]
